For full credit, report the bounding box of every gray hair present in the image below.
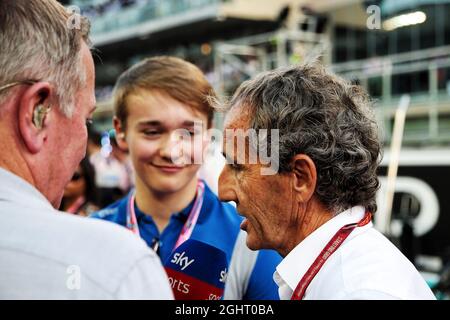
[0,0,91,117]
[221,63,381,214]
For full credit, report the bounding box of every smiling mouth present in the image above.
[152,163,185,173]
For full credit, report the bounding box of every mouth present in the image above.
[151,163,185,174]
[240,218,249,232]
[236,208,248,231]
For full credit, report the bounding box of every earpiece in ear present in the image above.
[116,132,125,140]
[32,104,51,129]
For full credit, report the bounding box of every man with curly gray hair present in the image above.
[218,63,435,300]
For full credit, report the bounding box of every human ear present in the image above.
[113,116,128,152]
[18,82,53,154]
[291,154,317,204]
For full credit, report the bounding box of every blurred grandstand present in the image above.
[62,0,450,295]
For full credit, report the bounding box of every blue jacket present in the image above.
[90,182,281,299]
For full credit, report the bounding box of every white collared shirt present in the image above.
[274,206,436,300]
[0,167,173,299]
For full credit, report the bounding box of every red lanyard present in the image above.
[126,180,205,250]
[291,211,372,300]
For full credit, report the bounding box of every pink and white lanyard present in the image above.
[126,180,206,250]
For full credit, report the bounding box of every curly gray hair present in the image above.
[221,63,381,214]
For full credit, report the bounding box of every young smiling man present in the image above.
[91,56,281,300]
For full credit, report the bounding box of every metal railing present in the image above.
[85,0,222,45]
[331,45,450,145]
[214,32,450,145]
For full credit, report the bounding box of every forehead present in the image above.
[223,103,251,130]
[77,42,96,113]
[81,43,95,82]
[126,89,207,125]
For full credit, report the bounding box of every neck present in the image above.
[0,102,59,209]
[0,131,36,190]
[279,200,334,257]
[0,128,59,209]
[134,177,199,232]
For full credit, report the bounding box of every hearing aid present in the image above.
[32,104,51,129]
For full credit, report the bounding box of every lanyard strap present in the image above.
[126,192,140,237]
[174,181,205,249]
[291,211,372,300]
[66,196,86,214]
[126,180,206,250]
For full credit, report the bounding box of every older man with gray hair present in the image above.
[217,63,435,300]
[0,0,172,299]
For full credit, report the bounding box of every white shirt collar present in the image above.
[274,206,367,298]
[0,167,53,211]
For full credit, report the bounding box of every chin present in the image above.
[151,176,193,193]
[245,228,275,251]
[149,182,180,194]
[245,236,264,252]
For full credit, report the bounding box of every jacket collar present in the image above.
[0,167,54,212]
[274,206,370,295]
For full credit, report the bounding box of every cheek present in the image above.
[80,129,88,148]
[185,164,201,176]
[71,118,88,145]
[198,139,211,163]
[128,139,159,163]
[243,178,280,221]
[67,181,84,192]
[77,127,88,156]
[62,120,87,160]
[192,139,209,164]
[64,182,76,192]
[177,137,206,164]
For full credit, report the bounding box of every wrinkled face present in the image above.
[121,89,209,194]
[48,43,96,207]
[218,105,295,252]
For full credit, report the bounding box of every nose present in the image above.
[159,132,183,164]
[218,165,238,203]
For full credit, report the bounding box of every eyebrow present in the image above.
[181,120,203,127]
[137,120,162,126]
[137,120,203,127]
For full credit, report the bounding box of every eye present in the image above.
[143,129,161,136]
[229,163,244,171]
[187,130,196,137]
[180,129,197,137]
